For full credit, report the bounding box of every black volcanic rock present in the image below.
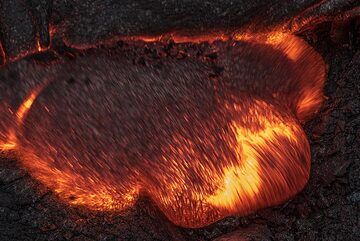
[0,0,358,62]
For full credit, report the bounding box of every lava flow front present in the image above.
[0,32,325,228]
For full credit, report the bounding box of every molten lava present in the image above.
[0,32,325,228]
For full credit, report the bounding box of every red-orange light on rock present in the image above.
[0,32,325,228]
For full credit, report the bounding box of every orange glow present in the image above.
[36,39,43,52]
[145,98,311,227]
[66,31,231,50]
[207,151,261,210]
[16,91,39,121]
[207,114,298,210]
[20,153,140,211]
[234,32,301,61]
[0,32,325,228]
[122,32,228,45]
[171,32,228,43]
[0,135,16,151]
[0,86,44,151]
[234,31,325,121]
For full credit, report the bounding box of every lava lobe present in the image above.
[0,33,325,228]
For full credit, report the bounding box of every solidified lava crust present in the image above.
[0,0,358,63]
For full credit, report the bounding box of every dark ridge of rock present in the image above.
[0,0,37,61]
[0,0,358,63]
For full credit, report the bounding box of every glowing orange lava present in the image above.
[0,32,325,228]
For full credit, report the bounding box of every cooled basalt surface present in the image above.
[0,0,357,62]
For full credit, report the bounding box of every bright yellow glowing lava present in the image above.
[207,116,297,210]
[207,155,261,211]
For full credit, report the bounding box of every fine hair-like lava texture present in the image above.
[0,33,325,228]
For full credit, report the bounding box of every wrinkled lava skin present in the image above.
[0,34,325,228]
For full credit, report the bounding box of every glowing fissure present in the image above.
[0,32,325,228]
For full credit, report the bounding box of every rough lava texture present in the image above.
[0,20,359,240]
[0,32,326,228]
[0,0,359,240]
